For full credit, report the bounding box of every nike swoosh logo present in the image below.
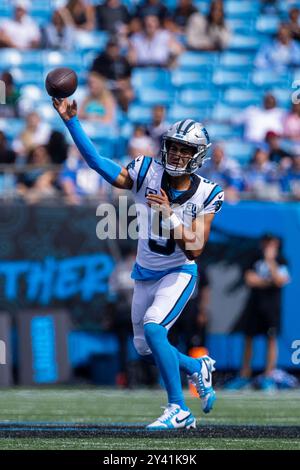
[218,194,223,199]
[175,413,191,424]
[203,360,211,383]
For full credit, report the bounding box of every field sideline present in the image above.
[0,388,299,450]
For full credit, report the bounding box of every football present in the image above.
[45,67,78,99]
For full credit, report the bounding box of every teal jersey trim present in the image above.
[137,156,152,192]
[131,262,197,281]
[203,184,223,208]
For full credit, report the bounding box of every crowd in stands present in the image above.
[0,0,300,203]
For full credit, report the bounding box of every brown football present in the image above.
[45,67,78,99]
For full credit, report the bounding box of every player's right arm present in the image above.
[52,98,133,190]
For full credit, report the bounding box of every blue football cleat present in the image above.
[188,355,217,414]
[147,404,196,430]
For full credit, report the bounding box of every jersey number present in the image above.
[148,212,176,255]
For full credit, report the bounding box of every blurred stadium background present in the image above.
[0,0,300,450]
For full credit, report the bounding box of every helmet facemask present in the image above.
[161,137,210,177]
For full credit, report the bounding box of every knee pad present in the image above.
[133,336,151,356]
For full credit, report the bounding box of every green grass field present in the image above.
[0,388,299,450]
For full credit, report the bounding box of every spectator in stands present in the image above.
[129,14,183,67]
[47,130,69,165]
[283,102,300,142]
[91,37,132,88]
[12,112,50,159]
[0,131,16,164]
[166,0,198,33]
[60,145,106,204]
[95,0,130,34]
[128,125,155,159]
[17,145,58,203]
[135,0,169,25]
[0,71,20,118]
[147,105,169,157]
[287,7,300,42]
[255,23,300,71]
[60,0,95,31]
[0,0,41,50]
[78,72,116,124]
[42,9,75,50]
[244,147,280,199]
[232,93,285,144]
[199,143,244,201]
[186,0,231,51]
[225,233,290,391]
[265,131,294,167]
[281,155,300,200]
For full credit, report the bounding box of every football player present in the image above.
[53,98,224,430]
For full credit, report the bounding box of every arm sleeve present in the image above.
[64,116,122,184]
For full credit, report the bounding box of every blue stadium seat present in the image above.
[171,70,210,88]
[0,49,43,70]
[10,68,44,87]
[178,88,219,107]
[168,105,212,122]
[251,70,291,88]
[75,31,108,52]
[212,103,243,122]
[228,35,261,51]
[223,140,255,166]
[225,1,260,18]
[227,18,255,34]
[137,88,175,107]
[223,88,262,107]
[207,123,242,140]
[256,15,280,35]
[127,104,153,125]
[43,51,83,71]
[176,51,219,70]
[219,52,255,69]
[0,118,24,140]
[213,70,249,87]
[132,68,171,91]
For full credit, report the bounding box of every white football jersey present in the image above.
[127,156,224,271]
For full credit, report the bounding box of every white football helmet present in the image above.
[161,119,211,176]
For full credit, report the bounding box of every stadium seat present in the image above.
[132,68,171,91]
[127,104,153,125]
[137,88,175,107]
[168,104,212,122]
[171,70,211,88]
[0,49,43,70]
[225,1,260,18]
[176,51,219,70]
[251,70,291,88]
[223,88,262,107]
[178,88,220,107]
[207,123,242,140]
[0,118,24,140]
[213,70,249,87]
[223,140,255,166]
[212,103,243,122]
[228,35,261,51]
[75,31,108,52]
[256,15,280,35]
[219,52,255,70]
[10,68,44,87]
[43,51,83,71]
[227,18,255,34]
